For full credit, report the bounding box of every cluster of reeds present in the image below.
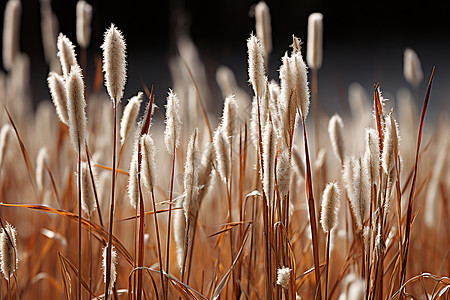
[0,0,449,299]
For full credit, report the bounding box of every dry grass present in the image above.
[0,1,449,299]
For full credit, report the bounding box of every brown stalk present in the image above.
[300,113,322,300]
[150,189,165,299]
[165,144,176,299]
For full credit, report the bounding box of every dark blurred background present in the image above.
[1,0,449,116]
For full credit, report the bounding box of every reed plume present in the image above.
[0,222,18,280]
[47,71,69,125]
[57,34,78,78]
[120,92,143,145]
[76,0,93,49]
[307,12,323,70]
[2,0,21,72]
[328,113,344,164]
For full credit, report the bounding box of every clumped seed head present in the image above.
[127,143,139,208]
[276,149,291,198]
[403,48,423,86]
[0,222,18,279]
[254,1,272,60]
[2,0,21,72]
[328,113,345,164]
[101,23,127,106]
[276,266,291,290]
[80,161,97,217]
[320,182,341,232]
[65,64,87,152]
[141,134,157,191]
[306,12,323,70]
[262,120,276,206]
[120,92,143,145]
[164,89,182,154]
[183,128,200,222]
[364,128,380,184]
[382,112,399,176]
[57,33,78,78]
[247,33,266,98]
[36,147,49,193]
[213,127,230,183]
[221,95,238,142]
[47,72,69,125]
[102,245,117,296]
[351,158,370,230]
[76,0,93,48]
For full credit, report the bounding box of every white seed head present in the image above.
[247,34,266,98]
[276,267,291,290]
[0,222,18,279]
[57,33,78,78]
[76,0,93,48]
[127,143,139,208]
[101,24,127,105]
[2,0,21,72]
[328,113,345,164]
[0,124,13,170]
[36,147,49,192]
[276,149,291,198]
[306,12,323,70]
[183,128,200,222]
[102,245,117,295]
[164,89,182,154]
[221,95,238,141]
[141,134,157,191]
[254,1,272,59]
[342,156,355,198]
[39,0,58,65]
[382,113,399,176]
[364,128,380,184]
[65,64,87,151]
[120,92,143,145]
[351,158,370,230]
[262,120,276,207]
[320,182,341,232]
[403,48,423,86]
[80,161,97,217]
[213,127,230,183]
[47,71,69,125]
[173,203,185,270]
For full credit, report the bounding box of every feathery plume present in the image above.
[254,2,272,60]
[342,156,355,198]
[276,149,291,198]
[364,128,380,185]
[0,124,13,170]
[101,24,127,106]
[306,13,323,70]
[183,128,200,221]
[102,245,117,295]
[164,89,182,154]
[127,144,139,208]
[36,147,49,193]
[173,202,185,270]
[141,134,157,191]
[39,0,58,66]
[320,182,341,232]
[328,113,345,164]
[2,0,21,72]
[119,92,143,145]
[76,0,93,48]
[80,161,97,217]
[382,113,399,176]
[47,72,69,125]
[213,127,230,183]
[221,95,238,141]
[351,158,370,229]
[247,34,266,98]
[262,120,276,206]
[65,64,87,151]
[57,33,77,78]
[0,222,18,279]
[403,48,423,86]
[276,267,291,290]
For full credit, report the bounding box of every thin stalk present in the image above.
[165,147,176,299]
[77,145,82,300]
[104,104,118,300]
[137,153,145,300]
[325,232,331,300]
[150,190,165,299]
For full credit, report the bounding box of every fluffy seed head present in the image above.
[276,149,291,198]
[0,222,18,279]
[2,0,21,72]
[183,128,200,222]
[127,144,139,208]
[102,245,117,295]
[364,128,380,184]
[76,0,93,48]
[247,34,266,98]
[382,113,399,176]
[328,113,345,164]
[276,267,291,290]
[141,134,157,191]
[57,33,78,78]
[221,95,238,141]
[164,89,182,154]
[36,147,49,192]
[262,120,276,207]
[47,71,69,125]
[80,161,97,217]
[213,127,231,183]
[101,24,127,105]
[0,124,13,170]
[320,182,341,232]
[120,92,143,145]
[65,64,87,151]
[306,12,323,70]
[403,48,423,86]
[351,158,370,230]
[254,1,272,59]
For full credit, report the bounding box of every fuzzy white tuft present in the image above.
[262,120,276,207]
[2,0,21,72]
[47,71,69,125]
[102,245,117,296]
[276,266,291,290]
[0,222,18,279]
[57,33,78,78]
[127,143,139,208]
[403,48,423,86]
[164,89,182,154]
[119,92,143,145]
[328,113,344,164]
[80,161,97,217]
[213,127,230,183]
[183,128,200,222]
[254,2,272,62]
[320,182,341,232]
[306,13,323,70]
[247,34,266,98]
[276,149,291,198]
[76,0,93,48]
[36,147,49,193]
[141,134,157,191]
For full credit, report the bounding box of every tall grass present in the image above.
[0,1,449,299]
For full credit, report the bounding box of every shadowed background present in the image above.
[1,0,449,117]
